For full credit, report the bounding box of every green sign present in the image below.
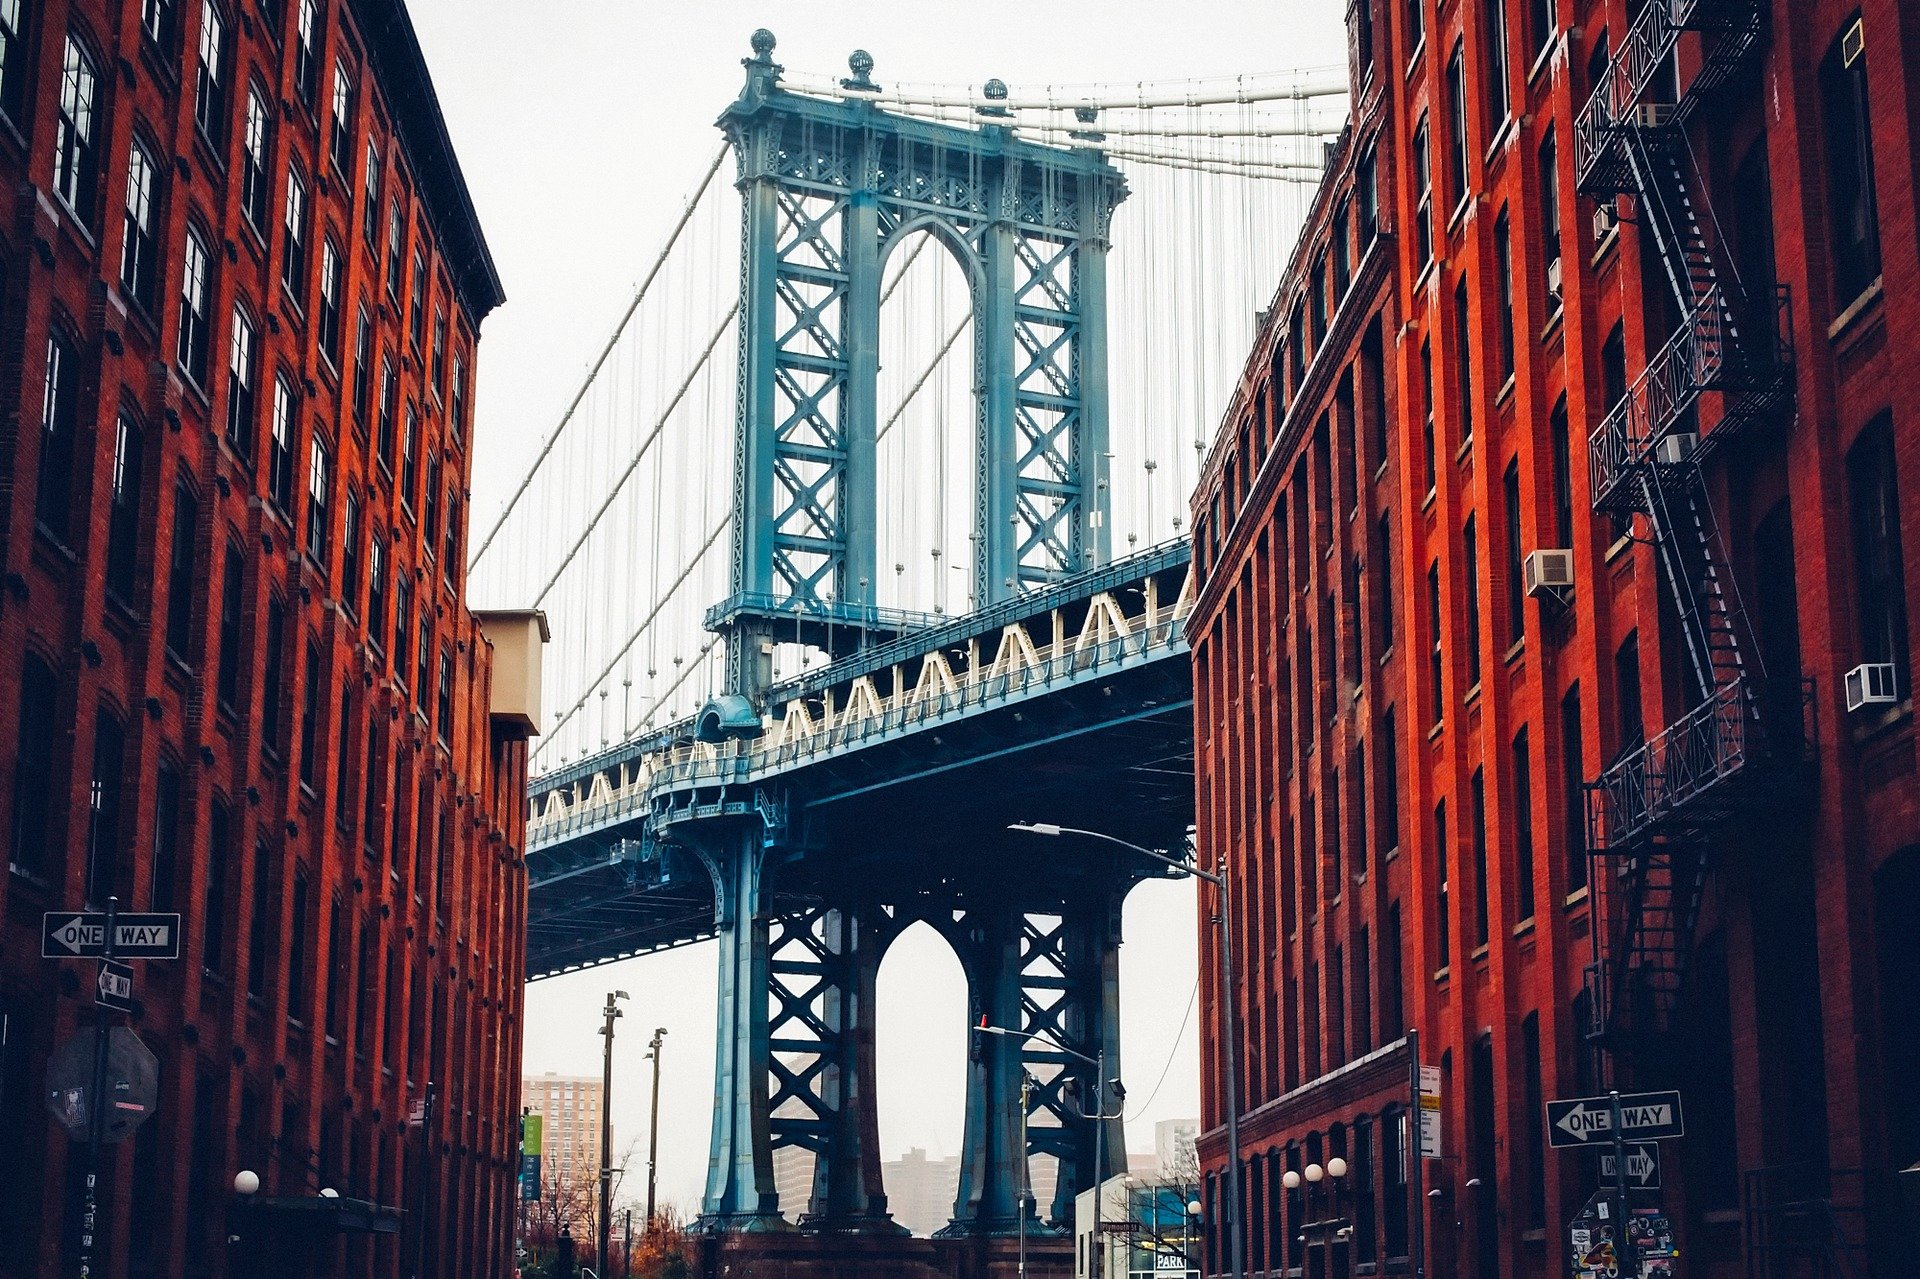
[522,1112,544,1156]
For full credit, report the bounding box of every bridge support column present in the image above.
[942,905,1029,1237]
[699,830,786,1231]
[769,902,901,1232]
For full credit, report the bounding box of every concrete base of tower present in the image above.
[693,1232,1074,1279]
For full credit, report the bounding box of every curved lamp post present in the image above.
[1008,822,1245,1279]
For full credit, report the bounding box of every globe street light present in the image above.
[1008,822,1246,1279]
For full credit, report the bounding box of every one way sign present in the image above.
[1546,1091,1684,1148]
[1597,1142,1662,1189]
[41,912,181,959]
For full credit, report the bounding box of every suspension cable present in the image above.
[469,141,730,571]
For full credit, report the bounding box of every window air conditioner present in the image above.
[1546,257,1564,301]
[1524,549,1576,597]
[1628,103,1673,129]
[1653,432,1697,466]
[1845,662,1898,712]
[1593,203,1617,243]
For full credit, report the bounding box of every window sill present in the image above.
[1405,39,1427,79]
[1483,117,1516,164]
[1455,433,1474,465]
[1470,943,1490,963]
[1503,637,1526,665]
[1540,303,1565,343]
[1563,885,1589,910]
[1590,224,1619,268]
[1432,965,1451,984]
[1463,681,1482,707]
[1427,720,1444,742]
[1420,486,1437,513]
[1526,35,1557,86]
[1374,457,1391,484]
[1513,915,1536,939]
[1604,532,1633,564]
[1826,276,1883,344]
[1494,372,1516,409]
[1379,644,1395,667]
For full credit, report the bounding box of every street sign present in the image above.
[43,1028,160,1143]
[41,911,182,959]
[1417,1063,1443,1158]
[1597,1142,1662,1190]
[1547,1090,1684,1148]
[96,960,134,1012]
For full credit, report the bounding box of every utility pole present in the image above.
[598,991,628,1279]
[644,1027,666,1230]
[78,895,119,1279]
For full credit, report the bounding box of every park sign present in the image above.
[42,911,181,959]
[1546,1090,1684,1149]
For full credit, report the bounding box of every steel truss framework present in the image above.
[715,31,1128,695]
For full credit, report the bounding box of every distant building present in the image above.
[524,1073,605,1228]
[1153,1119,1199,1179]
[772,1144,813,1219]
[883,1147,961,1236]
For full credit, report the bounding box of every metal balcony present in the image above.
[1574,0,1768,196]
[1588,286,1793,514]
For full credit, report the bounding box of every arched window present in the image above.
[34,327,80,540]
[54,34,100,219]
[105,412,145,604]
[8,654,59,876]
[85,708,126,904]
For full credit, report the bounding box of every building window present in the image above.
[1412,115,1433,266]
[54,35,100,221]
[329,59,354,173]
[401,404,418,509]
[362,720,384,861]
[165,483,198,660]
[431,310,448,394]
[299,642,321,788]
[416,617,431,709]
[377,357,397,468]
[9,655,58,876]
[394,580,412,678]
[1849,413,1908,692]
[106,414,144,605]
[1454,276,1474,444]
[1404,0,1423,54]
[450,354,468,443]
[1434,799,1450,964]
[436,649,453,745]
[367,538,387,646]
[121,139,162,313]
[352,308,374,430]
[288,870,311,1019]
[318,239,343,362]
[261,596,286,756]
[423,453,441,554]
[1379,708,1400,856]
[293,0,320,108]
[1527,0,1553,63]
[1493,208,1514,382]
[333,689,354,829]
[225,304,256,455]
[282,168,308,299]
[1820,16,1881,307]
[1483,0,1509,128]
[1601,321,1627,413]
[1614,631,1643,758]
[86,710,126,904]
[443,492,460,581]
[341,492,362,611]
[216,544,244,712]
[306,434,331,565]
[1446,42,1468,208]
[362,141,381,251]
[386,200,404,297]
[204,801,230,973]
[1470,768,1490,947]
[1549,395,1573,548]
[1520,1011,1547,1226]
[1463,514,1482,681]
[1504,460,1525,645]
[410,249,427,349]
[179,228,213,386]
[1538,129,1561,304]
[194,1,227,146]
[35,330,79,541]
[1562,683,1587,891]
[0,0,24,122]
[1420,339,1436,495]
[269,375,297,511]
[151,761,182,911]
[241,87,271,232]
[1428,562,1444,725]
[246,838,272,998]
[1513,728,1536,920]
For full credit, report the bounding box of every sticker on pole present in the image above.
[43,1029,160,1143]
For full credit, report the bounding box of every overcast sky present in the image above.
[405,0,1346,1222]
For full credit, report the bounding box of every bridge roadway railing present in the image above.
[525,545,1193,852]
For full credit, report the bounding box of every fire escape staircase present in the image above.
[1575,0,1802,1051]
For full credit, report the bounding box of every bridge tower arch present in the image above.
[712,30,1127,701]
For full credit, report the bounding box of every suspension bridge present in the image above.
[467,30,1347,1267]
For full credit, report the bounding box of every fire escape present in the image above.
[1573,0,1799,1055]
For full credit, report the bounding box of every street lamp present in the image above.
[599,990,630,1279]
[1008,822,1247,1279]
[973,1021,1124,1276]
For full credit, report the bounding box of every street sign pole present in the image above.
[78,895,118,1279]
[1609,1091,1636,1279]
[1408,1028,1424,1279]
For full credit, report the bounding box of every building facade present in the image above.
[1191,1,1920,1277]
[523,1072,604,1230]
[0,1,533,1277]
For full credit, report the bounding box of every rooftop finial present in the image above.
[979,78,1011,118]
[842,48,878,92]
[749,28,776,58]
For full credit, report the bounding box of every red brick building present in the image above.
[0,1,537,1276]
[1190,1,1920,1276]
